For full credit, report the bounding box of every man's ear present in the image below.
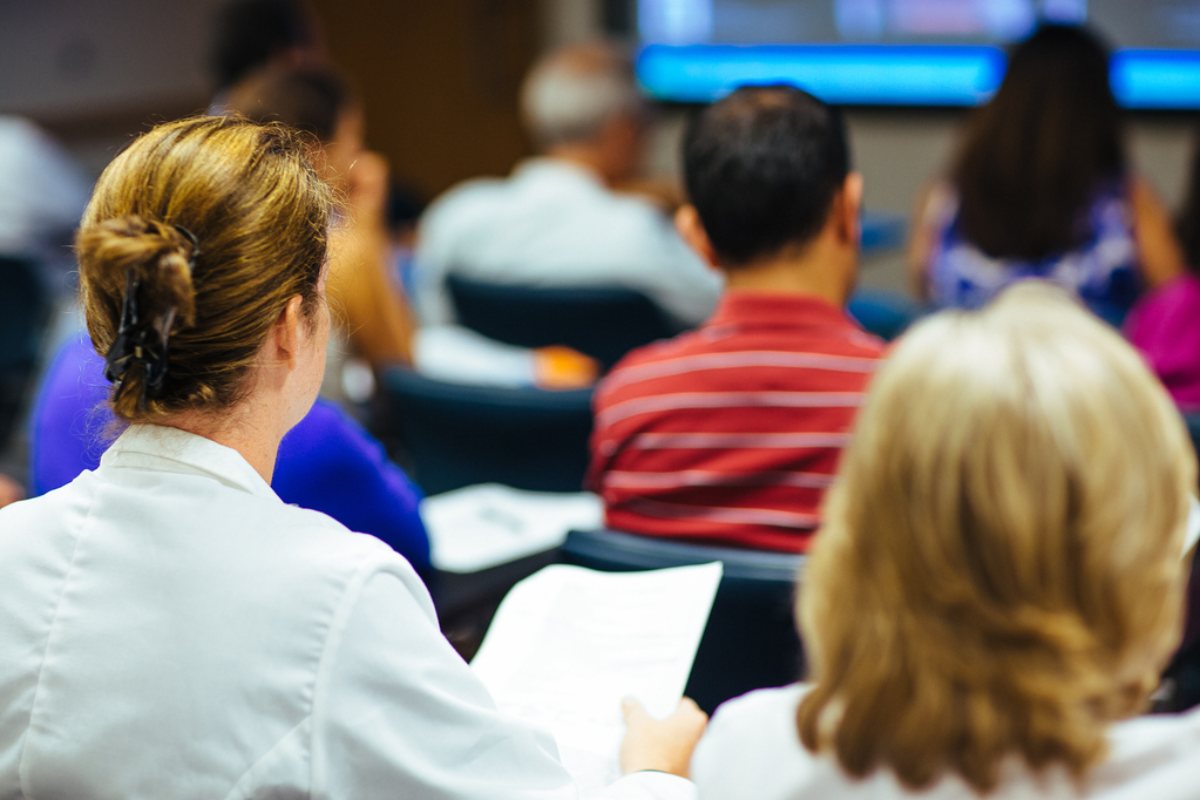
[834,172,864,247]
[271,295,307,369]
[675,204,720,270]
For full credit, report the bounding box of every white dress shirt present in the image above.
[414,158,722,329]
[0,117,89,271]
[692,684,1200,799]
[0,425,692,799]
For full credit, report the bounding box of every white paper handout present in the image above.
[423,484,604,573]
[472,562,723,791]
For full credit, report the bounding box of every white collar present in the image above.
[511,157,605,190]
[101,424,278,501]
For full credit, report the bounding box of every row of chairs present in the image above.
[385,278,926,497]
[391,277,1199,714]
[448,274,925,371]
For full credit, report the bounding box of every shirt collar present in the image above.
[101,424,278,501]
[511,157,605,190]
[708,290,863,332]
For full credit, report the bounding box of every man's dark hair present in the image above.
[209,0,318,91]
[682,85,849,267]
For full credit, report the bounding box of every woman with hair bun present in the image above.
[28,64,429,570]
[0,116,703,799]
[693,284,1200,798]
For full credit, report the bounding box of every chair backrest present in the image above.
[1161,542,1200,712]
[847,288,924,342]
[0,256,52,447]
[378,367,594,495]
[1184,414,1200,463]
[561,527,806,714]
[446,274,684,370]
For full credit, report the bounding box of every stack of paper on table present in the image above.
[472,562,723,791]
[423,483,603,573]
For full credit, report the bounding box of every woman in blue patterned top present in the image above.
[907,24,1183,325]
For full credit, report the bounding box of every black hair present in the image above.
[225,65,351,143]
[952,24,1124,260]
[682,84,850,267]
[386,180,427,234]
[209,0,317,91]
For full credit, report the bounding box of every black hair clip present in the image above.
[103,269,172,408]
[102,223,200,410]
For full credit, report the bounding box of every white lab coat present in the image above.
[692,684,1200,799]
[0,424,692,799]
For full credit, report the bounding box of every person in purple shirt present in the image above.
[31,334,431,572]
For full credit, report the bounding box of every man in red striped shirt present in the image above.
[587,85,884,553]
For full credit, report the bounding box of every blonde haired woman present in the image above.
[693,284,1200,798]
[0,116,703,799]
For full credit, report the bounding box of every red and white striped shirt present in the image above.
[588,291,884,552]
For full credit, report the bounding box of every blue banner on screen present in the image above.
[638,44,1005,105]
[637,44,1200,108]
[633,0,1200,109]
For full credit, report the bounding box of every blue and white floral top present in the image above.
[926,181,1140,325]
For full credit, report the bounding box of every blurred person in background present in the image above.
[0,117,91,509]
[694,285,1199,798]
[0,117,89,278]
[226,64,415,370]
[908,24,1183,325]
[1126,131,1200,415]
[414,41,722,338]
[208,0,326,107]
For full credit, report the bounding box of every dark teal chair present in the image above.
[0,256,51,447]
[377,367,593,496]
[446,274,685,370]
[561,527,806,714]
[848,288,924,342]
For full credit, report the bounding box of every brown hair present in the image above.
[796,284,1193,793]
[76,115,332,422]
[951,25,1125,261]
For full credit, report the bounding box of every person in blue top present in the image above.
[907,24,1184,326]
[31,333,431,572]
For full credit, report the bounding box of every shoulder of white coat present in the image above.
[270,499,399,557]
[0,470,98,542]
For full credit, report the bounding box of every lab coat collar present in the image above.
[101,424,278,501]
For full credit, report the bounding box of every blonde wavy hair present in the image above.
[796,283,1195,793]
